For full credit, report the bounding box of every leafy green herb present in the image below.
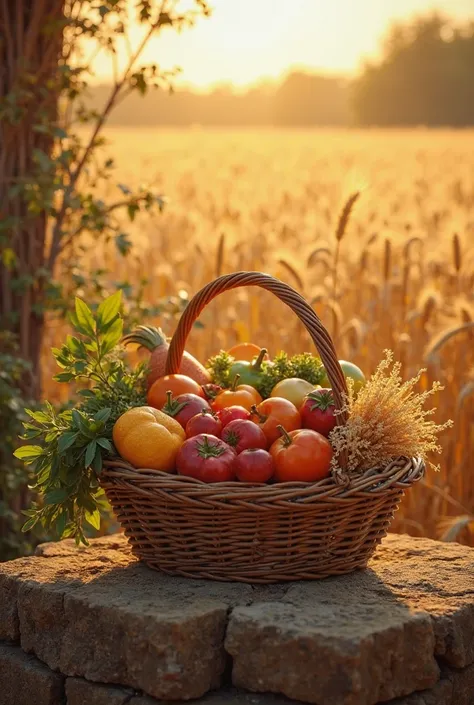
[206,350,235,388]
[286,352,325,385]
[14,292,147,545]
[257,352,325,398]
[207,350,325,399]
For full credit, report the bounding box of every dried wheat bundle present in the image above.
[330,350,453,473]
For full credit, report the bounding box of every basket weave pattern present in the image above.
[102,272,425,583]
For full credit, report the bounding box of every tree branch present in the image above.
[47,5,169,271]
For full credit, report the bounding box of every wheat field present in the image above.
[44,127,474,543]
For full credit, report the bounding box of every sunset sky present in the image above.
[92,0,474,89]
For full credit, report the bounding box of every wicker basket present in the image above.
[102,271,424,583]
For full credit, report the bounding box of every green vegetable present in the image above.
[14,292,147,546]
[229,348,268,388]
[207,350,325,399]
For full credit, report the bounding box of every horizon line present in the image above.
[88,66,355,94]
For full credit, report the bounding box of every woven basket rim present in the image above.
[102,455,425,501]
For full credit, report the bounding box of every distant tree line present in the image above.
[87,73,351,127]
[87,14,474,127]
[353,14,474,126]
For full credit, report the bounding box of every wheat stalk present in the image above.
[452,233,462,273]
[383,239,392,283]
[307,246,332,266]
[335,192,360,242]
[424,322,474,363]
[215,233,225,277]
[332,192,360,338]
[278,258,304,290]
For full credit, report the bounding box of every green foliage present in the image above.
[206,351,234,388]
[258,352,325,398]
[206,351,325,399]
[1,0,210,337]
[283,353,326,385]
[0,335,44,560]
[49,268,190,334]
[0,1,209,557]
[14,292,147,546]
[353,14,474,126]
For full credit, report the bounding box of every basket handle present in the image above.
[165,272,349,425]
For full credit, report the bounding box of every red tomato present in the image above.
[235,448,274,483]
[300,389,337,437]
[221,419,267,454]
[270,427,332,482]
[162,392,211,429]
[186,411,222,439]
[176,434,236,483]
[216,406,251,428]
[250,397,301,446]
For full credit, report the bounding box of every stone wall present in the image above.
[0,533,473,705]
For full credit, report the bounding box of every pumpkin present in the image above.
[123,325,211,390]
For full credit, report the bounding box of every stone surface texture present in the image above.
[0,532,473,705]
[65,677,134,705]
[1,651,473,705]
[0,644,64,705]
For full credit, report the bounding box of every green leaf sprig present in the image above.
[14,291,147,545]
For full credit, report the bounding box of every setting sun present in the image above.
[91,0,474,88]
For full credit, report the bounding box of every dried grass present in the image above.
[330,350,452,472]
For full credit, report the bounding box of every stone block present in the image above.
[373,535,474,668]
[0,539,250,700]
[226,599,439,705]
[0,643,64,705]
[0,532,473,705]
[443,662,474,705]
[226,535,474,705]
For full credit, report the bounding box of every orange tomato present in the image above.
[228,343,270,362]
[270,427,332,482]
[213,384,262,412]
[147,374,204,409]
[238,384,262,404]
[113,406,185,471]
[250,397,301,446]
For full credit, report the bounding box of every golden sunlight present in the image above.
[91,0,474,88]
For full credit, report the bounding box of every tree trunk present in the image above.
[0,0,64,558]
[0,0,64,398]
